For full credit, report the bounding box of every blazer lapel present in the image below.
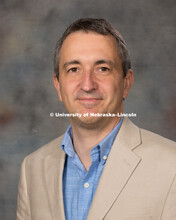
[87,118,142,220]
[43,137,66,220]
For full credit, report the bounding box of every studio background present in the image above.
[0,0,176,219]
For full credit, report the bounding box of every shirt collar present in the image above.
[97,117,123,164]
[61,117,123,163]
[61,124,74,158]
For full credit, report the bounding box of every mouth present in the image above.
[76,97,103,108]
[78,97,101,101]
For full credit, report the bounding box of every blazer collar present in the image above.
[43,135,66,220]
[87,118,142,220]
[117,117,142,151]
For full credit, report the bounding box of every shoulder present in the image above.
[122,118,176,150]
[24,134,65,164]
[140,128,176,151]
[121,118,176,163]
[136,127,176,171]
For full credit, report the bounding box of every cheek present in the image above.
[60,80,77,102]
[103,80,124,99]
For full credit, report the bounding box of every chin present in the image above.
[70,113,109,129]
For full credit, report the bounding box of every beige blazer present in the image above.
[17,118,176,220]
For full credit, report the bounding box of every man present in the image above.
[17,18,176,220]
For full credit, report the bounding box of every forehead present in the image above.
[59,31,120,62]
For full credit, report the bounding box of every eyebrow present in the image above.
[63,60,80,69]
[95,59,114,67]
[63,59,114,70]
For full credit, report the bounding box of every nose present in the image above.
[80,70,97,92]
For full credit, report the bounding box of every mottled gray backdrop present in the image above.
[0,0,176,219]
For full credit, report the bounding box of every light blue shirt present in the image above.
[61,117,123,220]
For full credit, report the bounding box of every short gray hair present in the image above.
[54,18,131,78]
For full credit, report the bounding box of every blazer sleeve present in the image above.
[161,174,176,220]
[16,158,31,220]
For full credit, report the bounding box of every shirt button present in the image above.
[103,155,107,160]
[84,182,89,188]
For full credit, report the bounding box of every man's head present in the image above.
[53,18,133,127]
[54,18,131,79]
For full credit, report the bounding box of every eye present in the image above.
[99,67,110,71]
[96,66,110,73]
[67,67,79,73]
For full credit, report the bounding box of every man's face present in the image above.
[54,31,133,126]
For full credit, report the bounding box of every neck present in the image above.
[70,117,121,171]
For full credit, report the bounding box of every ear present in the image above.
[123,69,134,99]
[53,74,63,102]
